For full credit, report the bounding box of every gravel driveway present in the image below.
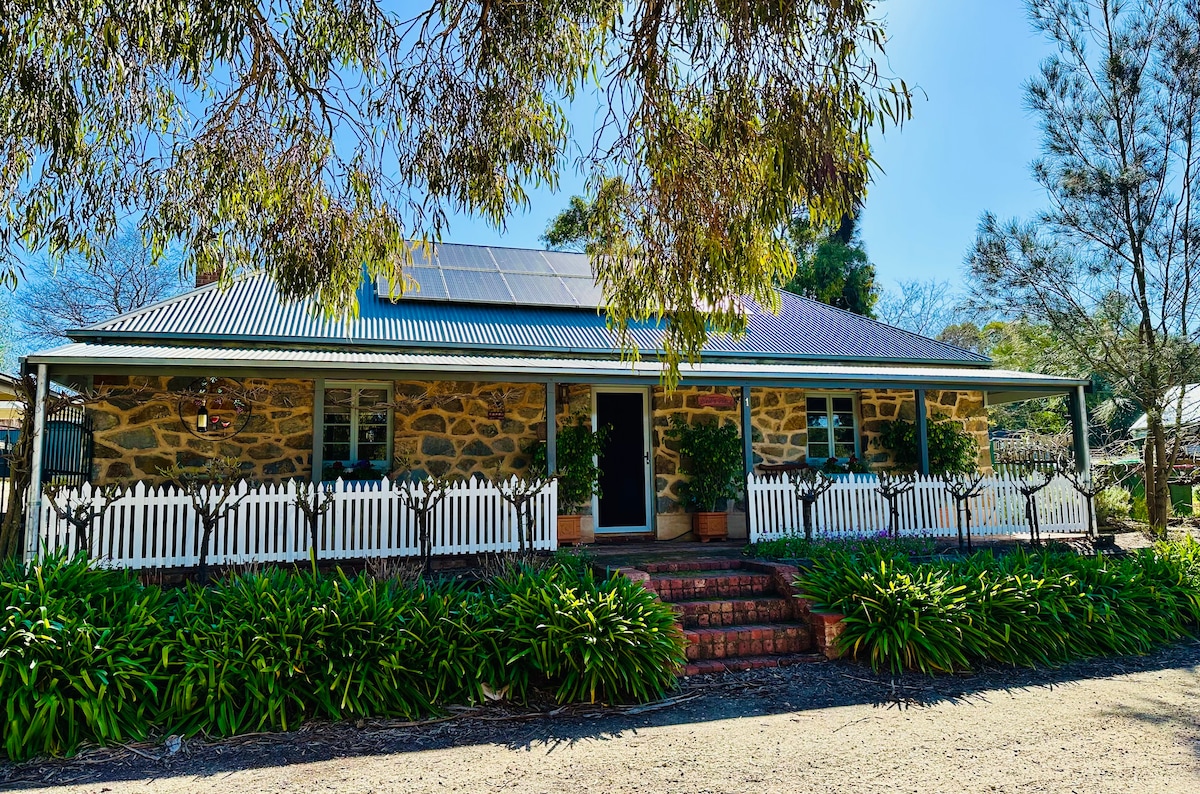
[8,641,1200,794]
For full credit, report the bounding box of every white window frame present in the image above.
[321,381,394,474]
[804,392,860,464]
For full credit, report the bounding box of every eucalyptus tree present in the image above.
[968,0,1200,531]
[0,1,908,381]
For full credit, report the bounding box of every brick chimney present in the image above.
[195,265,222,289]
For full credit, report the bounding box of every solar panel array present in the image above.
[377,243,604,308]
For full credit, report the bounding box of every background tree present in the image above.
[0,1,908,382]
[875,279,964,338]
[967,0,1200,531]
[17,229,187,346]
[778,211,879,316]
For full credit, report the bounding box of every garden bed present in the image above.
[0,552,685,761]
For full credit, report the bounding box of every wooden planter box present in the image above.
[557,514,583,546]
[693,512,728,543]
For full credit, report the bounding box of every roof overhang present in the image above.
[26,343,1088,396]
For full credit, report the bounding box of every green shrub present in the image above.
[798,539,1200,674]
[0,555,171,760]
[665,415,743,511]
[0,555,683,760]
[1095,486,1132,524]
[745,532,935,563]
[878,413,978,475]
[490,565,685,703]
[1132,494,1149,522]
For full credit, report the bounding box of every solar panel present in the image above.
[542,250,592,277]
[503,273,578,305]
[441,267,512,302]
[379,243,603,307]
[491,247,554,273]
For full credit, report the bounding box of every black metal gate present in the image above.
[42,405,94,485]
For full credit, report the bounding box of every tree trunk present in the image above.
[801,499,814,542]
[1150,418,1171,535]
[0,410,34,560]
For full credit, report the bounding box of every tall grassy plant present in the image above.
[0,556,171,760]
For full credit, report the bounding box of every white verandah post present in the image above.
[23,363,49,562]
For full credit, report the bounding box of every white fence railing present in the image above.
[36,477,558,569]
[746,472,1089,542]
[0,477,10,517]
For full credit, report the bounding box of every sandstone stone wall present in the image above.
[749,387,808,466]
[859,388,991,471]
[391,381,546,479]
[89,376,314,484]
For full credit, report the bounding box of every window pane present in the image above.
[831,412,854,428]
[359,409,388,426]
[359,425,388,445]
[324,425,351,443]
[323,443,351,463]
[806,396,828,413]
[807,413,829,429]
[357,388,388,409]
[834,442,856,458]
[833,427,855,443]
[831,397,853,413]
[357,443,388,463]
[808,442,830,460]
[325,388,351,407]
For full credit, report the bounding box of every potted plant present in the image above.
[531,414,609,545]
[666,415,743,542]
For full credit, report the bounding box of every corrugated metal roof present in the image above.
[29,343,1085,392]
[77,249,990,366]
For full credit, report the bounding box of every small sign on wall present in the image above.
[697,393,738,410]
[487,408,506,420]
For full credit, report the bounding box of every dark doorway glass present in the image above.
[596,391,648,529]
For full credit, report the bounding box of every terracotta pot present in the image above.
[692,512,728,543]
[557,514,583,546]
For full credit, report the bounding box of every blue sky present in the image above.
[442,0,1054,293]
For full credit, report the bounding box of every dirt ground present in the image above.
[5,640,1200,794]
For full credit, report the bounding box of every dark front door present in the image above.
[595,390,650,532]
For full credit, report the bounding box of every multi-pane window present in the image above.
[322,383,392,478]
[806,395,858,463]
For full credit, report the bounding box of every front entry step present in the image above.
[674,596,801,628]
[683,623,813,660]
[628,560,823,677]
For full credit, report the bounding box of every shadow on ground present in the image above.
[4,639,1199,789]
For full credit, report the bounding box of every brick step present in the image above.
[650,571,775,602]
[640,560,742,574]
[683,623,813,661]
[684,652,826,677]
[673,596,802,628]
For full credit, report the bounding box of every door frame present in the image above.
[590,386,654,534]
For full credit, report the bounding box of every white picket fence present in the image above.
[746,472,1089,542]
[35,477,558,569]
[0,478,10,517]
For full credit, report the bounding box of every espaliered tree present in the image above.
[159,457,252,582]
[1016,468,1055,548]
[40,482,125,556]
[876,471,915,539]
[788,468,835,541]
[941,472,986,552]
[0,1,909,384]
[294,481,336,574]
[1056,459,1109,542]
[494,473,558,555]
[394,474,457,576]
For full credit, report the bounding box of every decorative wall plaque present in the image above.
[177,377,254,440]
[697,393,738,410]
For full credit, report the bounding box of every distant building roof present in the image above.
[70,243,990,366]
[1130,385,1200,436]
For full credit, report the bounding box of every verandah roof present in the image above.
[28,342,1085,402]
